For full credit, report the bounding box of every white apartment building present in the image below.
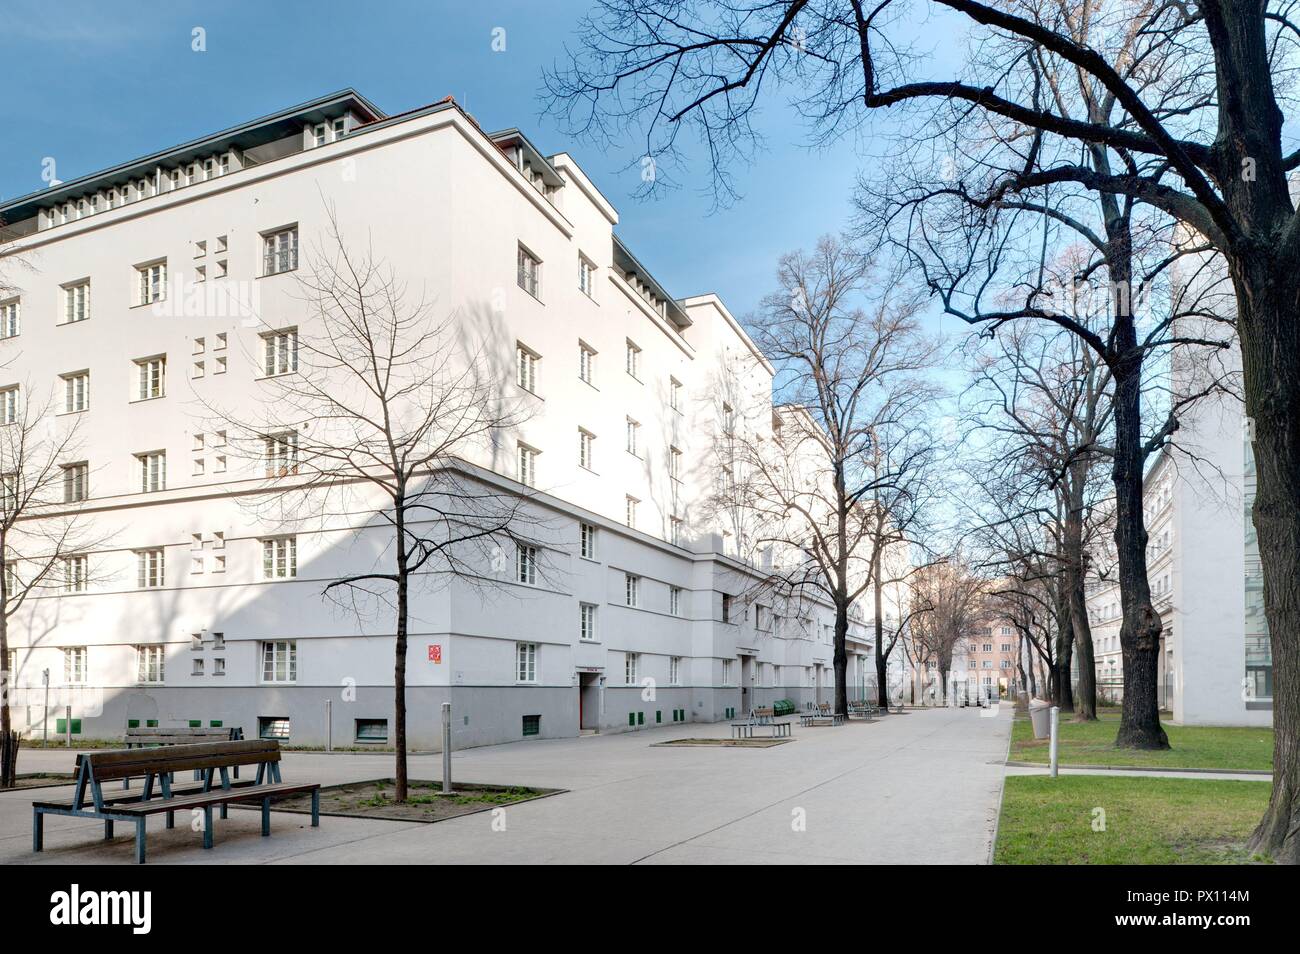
[0,90,879,748]
[1085,340,1271,727]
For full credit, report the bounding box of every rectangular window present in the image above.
[625,495,638,529]
[579,522,596,560]
[670,656,681,685]
[516,345,539,392]
[137,451,166,492]
[262,537,297,579]
[670,516,684,547]
[625,573,640,608]
[517,245,541,298]
[261,640,297,683]
[722,593,733,623]
[579,342,596,385]
[137,261,167,305]
[578,429,595,470]
[136,356,165,400]
[516,543,537,585]
[670,377,683,412]
[259,717,291,740]
[625,340,641,379]
[0,299,18,339]
[62,371,89,412]
[517,443,537,488]
[670,586,682,616]
[0,386,18,425]
[265,431,299,477]
[136,548,165,588]
[722,659,733,686]
[355,719,388,743]
[516,642,537,683]
[578,256,596,298]
[580,602,598,641]
[263,227,299,275]
[669,446,682,481]
[262,329,299,375]
[63,281,90,323]
[625,418,640,456]
[64,647,88,684]
[63,554,88,593]
[136,645,165,684]
[625,652,639,685]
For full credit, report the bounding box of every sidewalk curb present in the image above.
[1003,760,1270,776]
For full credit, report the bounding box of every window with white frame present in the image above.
[136,548,165,588]
[137,261,167,305]
[625,418,640,456]
[137,451,166,492]
[516,344,539,392]
[516,543,537,585]
[63,554,88,593]
[0,299,18,339]
[624,495,638,529]
[722,659,734,686]
[624,652,639,685]
[261,640,297,683]
[263,226,299,275]
[64,647,88,684]
[262,536,297,579]
[579,342,596,385]
[670,586,682,616]
[625,339,641,379]
[265,431,299,477]
[0,386,17,425]
[578,256,596,298]
[578,428,595,470]
[670,656,681,685]
[669,446,682,481]
[517,443,537,487]
[516,642,537,683]
[625,572,640,607]
[262,328,298,375]
[579,522,596,559]
[670,377,683,412]
[62,462,88,503]
[63,371,89,412]
[517,245,541,298]
[580,602,597,641]
[670,516,684,547]
[63,281,90,323]
[136,645,165,684]
[136,356,165,400]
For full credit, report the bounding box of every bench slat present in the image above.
[111,782,320,815]
[84,740,281,781]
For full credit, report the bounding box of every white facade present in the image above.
[0,90,878,748]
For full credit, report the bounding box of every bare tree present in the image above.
[909,558,987,700]
[0,390,105,786]
[710,237,940,716]
[543,0,1300,861]
[213,213,533,802]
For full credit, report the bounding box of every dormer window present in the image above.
[312,123,328,148]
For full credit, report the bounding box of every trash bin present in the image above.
[1028,698,1052,739]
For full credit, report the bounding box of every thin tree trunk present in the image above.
[0,605,13,788]
[873,549,890,709]
[393,506,409,803]
[833,599,849,717]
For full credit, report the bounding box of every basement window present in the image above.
[355,719,388,743]
[522,714,541,737]
[258,716,290,740]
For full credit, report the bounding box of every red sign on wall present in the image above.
[428,644,442,664]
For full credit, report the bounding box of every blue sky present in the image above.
[0,0,916,322]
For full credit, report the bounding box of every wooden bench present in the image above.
[730,706,793,739]
[122,725,244,787]
[32,739,319,864]
[799,703,845,727]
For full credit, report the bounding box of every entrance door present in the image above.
[740,655,754,714]
[579,672,601,732]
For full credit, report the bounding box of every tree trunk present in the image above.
[833,599,849,717]
[1235,268,1300,863]
[0,580,13,788]
[873,553,890,709]
[393,508,409,803]
[1071,575,1098,720]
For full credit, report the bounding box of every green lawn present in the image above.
[995,775,1272,864]
[1009,713,1273,771]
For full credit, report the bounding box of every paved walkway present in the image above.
[1,706,1012,865]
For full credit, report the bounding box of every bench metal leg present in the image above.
[104,820,114,840]
[165,810,175,830]
[202,806,213,849]
[33,810,43,852]
[135,820,146,864]
[261,797,271,836]
[311,789,320,827]
[220,803,228,820]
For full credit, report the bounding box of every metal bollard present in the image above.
[1049,706,1060,778]
[441,702,452,794]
